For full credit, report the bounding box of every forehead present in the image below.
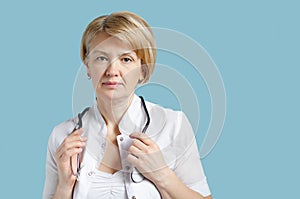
[89,32,135,55]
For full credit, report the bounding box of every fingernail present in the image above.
[129,132,136,136]
[79,128,84,133]
[80,136,88,141]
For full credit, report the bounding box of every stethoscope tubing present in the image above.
[70,96,150,183]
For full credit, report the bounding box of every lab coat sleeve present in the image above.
[42,121,73,199]
[172,112,211,197]
[42,127,59,199]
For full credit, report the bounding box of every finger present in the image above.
[71,154,77,174]
[70,128,85,137]
[57,145,83,159]
[57,137,86,153]
[62,132,87,148]
[57,147,83,162]
[71,152,80,174]
[131,139,147,150]
[56,140,86,160]
[128,145,142,158]
[56,130,87,153]
[129,132,154,145]
[127,153,140,167]
[67,140,86,151]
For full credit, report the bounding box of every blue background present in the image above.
[1,0,299,198]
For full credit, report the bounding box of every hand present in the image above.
[54,128,87,188]
[127,132,169,183]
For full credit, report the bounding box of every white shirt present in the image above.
[43,95,211,199]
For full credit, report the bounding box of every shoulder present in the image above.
[145,100,179,114]
[145,100,187,123]
[48,107,94,150]
[144,100,189,135]
[47,118,76,151]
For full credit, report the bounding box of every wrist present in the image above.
[53,183,74,199]
[56,179,75,196]
[152,167,174,188]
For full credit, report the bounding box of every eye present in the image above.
[121,57,133,63]
[96,56,108,62]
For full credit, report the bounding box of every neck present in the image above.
[97,94,134,128]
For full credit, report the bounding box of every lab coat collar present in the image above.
[91,100,106,132]
[119,95,147,135]
[91,94,146,136]
[91,94,167,137]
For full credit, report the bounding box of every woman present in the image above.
[43,11,212,199]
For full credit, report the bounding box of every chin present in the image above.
[97,90,130,102]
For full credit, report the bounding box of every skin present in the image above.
[52,32,212,199]
[53,129,87,198]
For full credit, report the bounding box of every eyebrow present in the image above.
[89,50,109,56]
[120,51,137,58]
[89,50,137,58]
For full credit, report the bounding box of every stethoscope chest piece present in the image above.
[131,167,145,183]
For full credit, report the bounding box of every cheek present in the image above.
[124,67,141,83]
[89,68,105,89]
[123,68,141,89]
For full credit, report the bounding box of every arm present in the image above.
[43,128,87,199]
[151,167,212,199]
[128,132,212,199]
[51,184,74,199]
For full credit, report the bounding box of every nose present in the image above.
[105,60,120,77]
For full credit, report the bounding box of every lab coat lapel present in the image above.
[119,95,145,135]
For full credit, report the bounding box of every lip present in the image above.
[102,81,122,88]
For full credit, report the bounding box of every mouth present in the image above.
[102,81,122,89]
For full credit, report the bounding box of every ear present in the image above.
[82,59,92,80]
[84,58,90,71]
[139,64,147,84]
[84,58,89,68]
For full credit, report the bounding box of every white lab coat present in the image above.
[43,95,211,199]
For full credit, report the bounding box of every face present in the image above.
[85,32,143,102]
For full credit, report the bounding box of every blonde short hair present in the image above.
[80,11,156,83]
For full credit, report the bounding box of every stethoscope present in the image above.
[131,96,150,183]
[70,96,150,183]
[70,106,90,180]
